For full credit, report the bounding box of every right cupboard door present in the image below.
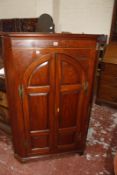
[55,53,88,152]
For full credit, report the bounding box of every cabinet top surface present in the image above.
[1,32,100,40]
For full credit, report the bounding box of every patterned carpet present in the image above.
[0,103,117,175]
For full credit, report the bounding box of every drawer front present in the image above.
[0,106,10,124]
[99,75,117,88]
[102,63,117,77]
[12,39,96,48]
[98,85,117,103]
[0,91,8,108]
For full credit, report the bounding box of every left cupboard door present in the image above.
[21,54,55,156]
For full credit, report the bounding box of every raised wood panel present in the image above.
[102,63,117,76]
[31,135,49,149]
[59,92,80,128]
[61,61,81,84]
[28,93,49,131]
[29,62,49,86]
[98,85,117,103]
[58,131,76,145]
[99,75,117,88]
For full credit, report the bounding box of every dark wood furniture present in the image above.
[0,15,55,33]
[110,0,117,41]
[0,33,11,134]
[2,33,100,161]
[96,1,117,107]
[0,75,11,134]
[0,18,37,32]
[96,42,117,107]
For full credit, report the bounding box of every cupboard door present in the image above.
[55,53,87,152]
[22,54,55,155]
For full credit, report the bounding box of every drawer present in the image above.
[12,39,96,48]
[0,106,10,124]
[0,91,8,107]
[99,75,117,88]
[98,85,117,103]
[101,63,117,77]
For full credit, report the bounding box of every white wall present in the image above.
[0,0,115,37]
[0,0,53,18]
[36,0,53,17]
[53,0,60,32]
[58,0,114,35]
[0,0,37,18]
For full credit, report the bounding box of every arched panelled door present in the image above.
[22,52,87,156]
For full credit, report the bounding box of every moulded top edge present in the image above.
[1,32,101,40]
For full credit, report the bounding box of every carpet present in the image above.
[0,103,117,175]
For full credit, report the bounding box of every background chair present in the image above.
[36,13,55,33]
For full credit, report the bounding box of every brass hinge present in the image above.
[83,81,88,95]
[18,84,24,97]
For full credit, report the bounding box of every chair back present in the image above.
[36,13,55,33]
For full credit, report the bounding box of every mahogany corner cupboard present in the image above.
[2,33,99,161]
